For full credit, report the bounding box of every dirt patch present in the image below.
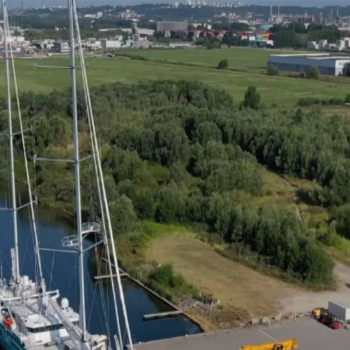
[276,261,350,314]
[147,235,350,323]
[186,306,250,332]
[146,235,288,318]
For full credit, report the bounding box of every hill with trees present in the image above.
[0,80,345,289]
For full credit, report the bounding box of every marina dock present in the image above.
[99,257,201,325]
[101,257,179,310]
[143,310,184,320]
[94,273,129,280]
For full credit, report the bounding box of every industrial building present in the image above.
[307,38,350,51]
[268,53,350,76]
[53,41,70,53]
[156,20,188,33]
[100,39,122,49]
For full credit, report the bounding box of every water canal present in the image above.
[0,194,201,345]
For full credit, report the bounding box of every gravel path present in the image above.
[276,261,350,314]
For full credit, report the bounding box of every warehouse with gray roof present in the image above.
[268,53,350,76]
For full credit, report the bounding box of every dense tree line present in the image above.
[0,81,339,287]
[271,23,342,49]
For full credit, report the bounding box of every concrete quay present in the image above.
[134,318,350,350]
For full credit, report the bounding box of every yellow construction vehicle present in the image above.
[240,338,298,350]
[312,307,327,320]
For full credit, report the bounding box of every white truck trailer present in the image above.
[328,301,350,321]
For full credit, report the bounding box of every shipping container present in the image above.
[328,301,350,321]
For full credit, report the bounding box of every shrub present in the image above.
[151,264,175,286]
[306,66,319,79]
[297,96,345,107]
[218,59,229,70]
[150,263,185,289]
[267,65,279,76]
[343,63,350,77]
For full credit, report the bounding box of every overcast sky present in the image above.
[13,0,348,8]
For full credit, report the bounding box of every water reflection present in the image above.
[0,193,202,343]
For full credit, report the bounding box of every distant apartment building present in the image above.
[53,41,70,53]
[156,20,188,33]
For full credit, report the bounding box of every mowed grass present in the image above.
[146,234,288,319]
[0,53,349,107]
[123,47,306,70]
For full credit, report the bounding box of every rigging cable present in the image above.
[4,4,36,281]
[64,258,78,298]
[72,3,126,347]
[49,251,55,291]
[78,65,111,342]
[5,6,45,290]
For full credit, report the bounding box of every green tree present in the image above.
[331,204,350,239]
[157,181,186,224]
[117,179,156,220]
[110,195,137,235]
[170,162,191,186]
[217,59,228,70]
[243,86,261,110]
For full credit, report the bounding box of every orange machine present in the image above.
[240,338,298,350]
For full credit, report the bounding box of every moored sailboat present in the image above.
[0,1,133,350]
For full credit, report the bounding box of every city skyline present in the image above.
[13,0,350,8]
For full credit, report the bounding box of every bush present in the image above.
[151,263,185,289]
[218,59,229,70]
[343,63,350,77]
[243,86,261,110]
[267,65,279,76]
[331,204,350,239]
[297,96,346,107]
[306,66,319,79]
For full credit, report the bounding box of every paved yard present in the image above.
[134,318,350,350]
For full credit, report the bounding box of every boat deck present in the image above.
[134,318,350,350]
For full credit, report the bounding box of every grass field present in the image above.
[123,47,303,70]
[146,234,287,322]
[1,48,349,107]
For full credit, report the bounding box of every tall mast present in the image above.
[3,0,20,284]
[68,0,86,342]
